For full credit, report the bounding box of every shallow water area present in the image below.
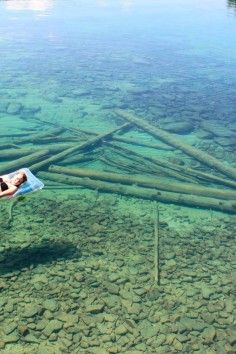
[0,0,236,353]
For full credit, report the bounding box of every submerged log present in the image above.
[0,144,20,150]
[0,145,82,161]
[61,154,96,165]
[0,149,34,159]
[37,171,236,213]
[0,150,50,174]
[29,123,131,172]
[101,154,160,176]
[115,110,236,181]
[49,165,236,200]
[104,146,165,175]
[107,143,196,183]
[108,142,236,189]
[8,128,65,145]
[112,136,174,151]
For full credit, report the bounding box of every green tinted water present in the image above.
[0,1,235,353]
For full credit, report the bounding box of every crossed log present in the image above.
[115,110,236,181]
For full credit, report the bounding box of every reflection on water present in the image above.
[98,0,134,11]
[4,0,54,12]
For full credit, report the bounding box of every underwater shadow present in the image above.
[0,240,80,275]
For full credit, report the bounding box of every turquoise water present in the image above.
[0,1,236,353]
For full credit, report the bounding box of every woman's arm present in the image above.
[0,186,17,198]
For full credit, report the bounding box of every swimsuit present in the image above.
[0,177,9,192]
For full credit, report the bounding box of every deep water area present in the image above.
[0,1,235,353]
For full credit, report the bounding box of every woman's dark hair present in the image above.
[16,171,27,186]
[21,172,27,183]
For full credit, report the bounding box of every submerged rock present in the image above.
[22,304,41,318]
[43,93,62,103]
[7,102,23,115]
[0,100,9,113]
[202,326,216,343]
[43,319,63,337]
[200,121,233,137]
[161,121,194,134]
[139,320,159,338]
[214,137,236,147]
[86,303,105,314]
[201,286,214,299]
[21,104,41,116]
[43,299,59,312]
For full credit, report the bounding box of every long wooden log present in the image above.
[112,136,174,151]
[107,143,197,183]
[100,155,159,176]
[29,123,131,172]
[108,142,236,188]
[0,145,82,160]
[104,148,164,175]
[37,171,236,213]
[115,110,236,181]
[61,154,96,165]
[0,149,34,159]
[108,142,236,189]
[49,165,236,201]
[0,144,20,150]
[7,128,65,145]
[0,150,50,174]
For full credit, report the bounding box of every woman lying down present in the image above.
[0,170,27,198]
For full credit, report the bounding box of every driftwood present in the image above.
[8,128,65,145]
[29,123,131,172]
[0,149,35,159]
[108,142,236,189]
[0,144,20,150]
[115,110,236,181]
[154,203,160,285]
[0,145,83,161]
[0,132,36,138]
[48,166,236,200]
[113,143,236,189]
[42,122,236,189]
[32,116,91,138]
[104,147,166,175]
[61,154,96,165]
[112,136,174,151]
[1,150,50,174]
[100,154,160,176]
[107,143,197,183]
[37,171,236,213]
[172,165,236,189]
[31,136,85,144]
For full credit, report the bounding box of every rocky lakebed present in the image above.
[0,190,235,354]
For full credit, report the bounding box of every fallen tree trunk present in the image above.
[112,136,174,151]
[100,154,160,176]
[108,142,236,189]
[0,149,35,159]
[115,110,236,181]
[0,144,20,150]
[0,150,50,174]
[8,128,65,145]
[29,123,131,172]
[38,171,236,213]
[107,143,197,183]
[0,145,81,160]
[49,165,236,200]
[61,154,96,165]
